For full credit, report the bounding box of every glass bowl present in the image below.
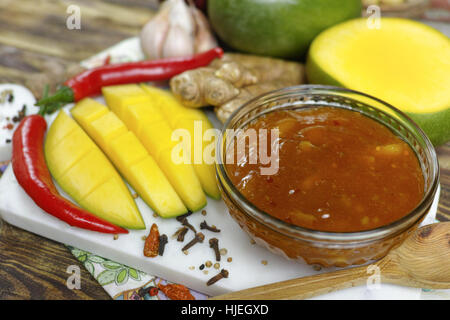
[216,85,439,267]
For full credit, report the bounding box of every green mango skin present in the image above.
[306,48,450,147]
[208,0,362,59]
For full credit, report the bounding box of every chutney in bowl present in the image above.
[216,85,439,267]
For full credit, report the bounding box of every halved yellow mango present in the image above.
[141,84,220,199]
[307,18,450,145]
[102,85,207,211]
[71,99,188,218]
[45,110,144,229]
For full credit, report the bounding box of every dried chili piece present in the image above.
[157,282,195,300]
[143,223,160,258]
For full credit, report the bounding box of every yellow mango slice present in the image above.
[141,84,209,125]
[90,112,128,154]
[71,99,187,218]
[102,85,207,211]
[138,121,178,160]
[141,84,220,199]
[122,102,164,137]
[102,84,151,120]
[45,128,91,179]
[70,98,109,126]
[44,113,78,150]
[173,118,219,199]
[158,148,206,211]
[109,132,148,168]
[45,110,144,229]
[79,177,144,228]
[57,150,113,201]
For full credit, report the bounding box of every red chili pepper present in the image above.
[36,47,224,112]
[12,114,128,234]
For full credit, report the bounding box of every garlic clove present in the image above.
[140,2,171,59]
[168,0,195,34]
[190,4,218,54]
[162,24,195,58]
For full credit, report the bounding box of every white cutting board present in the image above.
[0,101,440,298]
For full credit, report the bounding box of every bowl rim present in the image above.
[216,84,440,243]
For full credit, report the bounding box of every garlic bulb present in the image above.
[140,1,171,60]
[190,3,218,54]
[140,0,217,60]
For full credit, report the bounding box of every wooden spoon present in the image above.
[212,222,450,300]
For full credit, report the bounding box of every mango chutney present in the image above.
[225,107,425,233]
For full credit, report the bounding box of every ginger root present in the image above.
[169,53,305,122]
[215,81,292,123]
[169,67,240,108]
[210,53,305,85]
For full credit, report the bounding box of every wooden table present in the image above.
[0,0,449,300]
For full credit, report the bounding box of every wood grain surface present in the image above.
[0,0,449,300]
[0,0,156,300]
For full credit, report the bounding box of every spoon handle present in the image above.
[211,264,372,300]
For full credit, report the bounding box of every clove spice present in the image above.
[172,226,189,242]
[200,220,220,233]
[176,212,196,233]
[158,234,168,256]
[182,232,204,251]
[206,269,229,286]
[175,211,193,222]
[209,237,221,261]
[180,217,197,233]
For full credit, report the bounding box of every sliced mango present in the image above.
[141,84,220,199]
[102,84,151,120]
[71,99,188,218]
[45,128,91,179]
[45,110,144,229]
[123,103,164,137]
[102,85,207,211]
[79,176,143,227]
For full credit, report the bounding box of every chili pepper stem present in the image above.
[35,85,75,115]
